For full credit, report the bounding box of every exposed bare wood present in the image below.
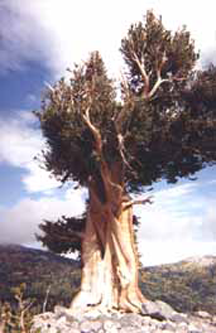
[130,49,170,99]
[119,71,131,102]
[130,50,188,99]
[123,195,153,210]
[81,105,102,154]
[132,51,150,97]
[117,133,133,171]
[147,51,169,98]
[14,293,34,333]
[43,285,51,313]
[69,164,148,314]
[80,99,119,201]
[148,77,169,99]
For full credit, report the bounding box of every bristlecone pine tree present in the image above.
[36,11,216,314]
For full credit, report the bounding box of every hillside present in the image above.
[140,255,216,314]
[0,244,216,314]
[0,244,81,311]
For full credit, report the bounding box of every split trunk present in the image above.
[70,163,147,313]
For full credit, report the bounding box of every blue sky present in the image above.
[1,0,216,266]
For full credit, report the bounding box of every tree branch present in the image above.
[148,77,169,99]
[148,52,169,98]
[58,230,85,240]
[123,195,153,211]
[131,49,169,99]
[132,51,149,97]
[81,101,114,200]
[43,285,51,313]
[41,228,85,242]
[81,104,102,154]
[117,133,133,171]
[131,50,186,99]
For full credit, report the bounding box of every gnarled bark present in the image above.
[70,168,148,314]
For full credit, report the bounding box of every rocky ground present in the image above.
[30,300,216,333]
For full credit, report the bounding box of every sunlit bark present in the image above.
[70,162,148,314]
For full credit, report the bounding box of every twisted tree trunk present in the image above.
[70,164,147,313]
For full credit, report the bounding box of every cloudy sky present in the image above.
[1,0,216,266]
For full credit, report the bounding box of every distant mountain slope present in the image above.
[140,255,216,314]
[0,244,216,314]
[0,244,81,310]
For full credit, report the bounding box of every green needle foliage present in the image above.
[37,11,216,255]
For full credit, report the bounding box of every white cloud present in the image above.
[135,182,216,265]
[1,0,216,78]
[25,94,37,105]
[0,188,86,245]
[0,111,60,193]
[22,162,61,194]
[0,113,42,167]
[0,0,55,73]
[140,240,216,266]
[206,179,216,185]
[200,204,216,241]
[135,183,199,241]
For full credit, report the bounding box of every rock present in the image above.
[171,312,189,324]
[195,310,212,319]
[141,299,176,320]
[161,321,176,331]
[103,319,119,332]
[188,323,202,332]
[80,319,103,332]
[142,300,166,320]
[155,300,175,314]
[30,301,216,333]
[119,313,145,327]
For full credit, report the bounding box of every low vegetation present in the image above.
[140,257,216,314]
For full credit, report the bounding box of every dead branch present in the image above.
[43,285,51,313]
[14,293,35,333]
[132,51,150,97]
[148,51,169,98]
[148,77,169,99]
[123,195,153,210]
[131,50,187,99]
[131,48,168,99]
[81,104,102,154]
[117,133,133,171]
[119,71,131,103]
[20,301,34,333]
[80,100,113,198]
